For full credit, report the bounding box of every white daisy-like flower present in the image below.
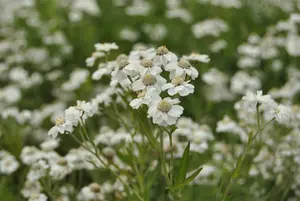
[40,139,60,151]
[182,53,211,63]
[162,76,194,96]
[269,104,291,124]
[21,181,42,198]
[29,193,48,201]
[48,116,73,138]
[165,59,199,80]
[130,88,160,109]
[138,58,162,75]
[0,155,19,175]
[111,57,132,87]
[27,160,49,182]
[76,100,95,120]
[148,97,184,126]
[132,72,166,93]
[148,46,178,66]
[20,147,42,165]
[49,157,72,180]
[242,90,276,108]
[94,42,119,52]
[77,183,105,201]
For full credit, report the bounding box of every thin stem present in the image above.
[70,133,144,201]
[159,131,171,186]
[168,132,174,185]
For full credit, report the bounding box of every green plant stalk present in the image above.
[70,133,145,201]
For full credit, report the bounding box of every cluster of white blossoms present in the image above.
[48,100,96,138]
[89,44,209,126]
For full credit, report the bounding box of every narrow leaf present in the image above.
[171,167,203,190]
[175,142,190,185]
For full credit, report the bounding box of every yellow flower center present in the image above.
[156,46,169,55]
[137,90,146,98]
[157,99,172,112]
[142,74,156,86]
[55,117,65,126]
[57,158,67,166]
[171,77,184,86]
[140,58,153,67]
[178,59,191,69]
[90,183,101,193]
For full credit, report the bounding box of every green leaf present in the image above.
[175,142,190,185]
[171,167,203,190]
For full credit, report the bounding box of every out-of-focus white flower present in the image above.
[119,27,139,42]
[86,52,105,67]
[269,104,291,124]
[27,160,49,182]
[242,90,275,108]
[21,181,41,198]
[61,69,89,91]
[192,19,228,38]
[162,76,194,96]
[182,53,211,63]
[0,155,19,174]
[210,39,227,53]
[77,183,105,201]
[216,115,248,142]
[142,24,167,41]
[94,42,119,52]
[21,147,42,165]
[40,139,60,151]
[148,97,183,126]
[49,158,72,180]
[29,193,47,201]
[165,59,199,80]
[166,8,192,23]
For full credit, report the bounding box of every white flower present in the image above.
[29,193,47,201]
[162,76,194,96]
[132,72,166,93]
[21,181,41,198]
[48,117,73,138]
[27,160,49,182]
[20,147,42,165]
[129,47,156,60]
[130,88,160,109]
[270,104,291,124]
[165,59,199,80]
[65,107,82,126]
[148,46,178,66]
[0,155,19,174]
[77,183,105,201]
[76,100,95,120]
[138,58,162,75]
[182,53,210,63]
[85,52,105,67]
[92,62,115,80]
[242,90,275,108]
[49,158,72,180]
[148,97,184,126]
[94,42,119,52]
[40,139,60,151]
[111,57,132,87]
